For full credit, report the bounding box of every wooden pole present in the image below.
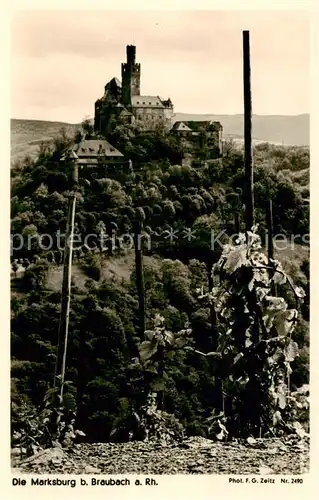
[266,199,277,296]
[134,217,146,336]
[243,30,254,232]
[54,157,78,400]
[234,212,240,234]
[266,199,274,261]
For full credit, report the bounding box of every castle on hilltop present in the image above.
[93,44,223,161]
[94,45,174,135]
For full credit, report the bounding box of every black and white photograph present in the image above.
[9,4,311,487]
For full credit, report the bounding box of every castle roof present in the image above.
[183,120,223,131]
[73,139,123,163]
[113,77,122,87]
[103,77,122,102]
[131,95,164,108]
[105,77,122,89]
[173,122,192,132]
[208,121,223,131]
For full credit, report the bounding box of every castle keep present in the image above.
[121,45,141,106]
[94,45,174,135]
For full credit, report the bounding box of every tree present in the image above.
[81,118,94,139]
[22,260,49,290]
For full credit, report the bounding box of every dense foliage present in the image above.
[11,123,309,449]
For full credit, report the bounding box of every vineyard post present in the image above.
[243,31,264,436]
[243,30,254,232]
[54,153,78,402]
[207,264,223,413]
[266,199,277,296]
[234,191,241,234]
[234,211,240,234]
[134,212,146,336]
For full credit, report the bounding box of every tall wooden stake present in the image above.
[134,217,146,336]
[54,157,78,401]
[266,199,277,296]
[243,30,254,232]
[234,211,240,234]
[266,199,274,261]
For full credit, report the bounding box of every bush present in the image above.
[22,260,49,289]
[81,254,102,281]
[139,393,185,444]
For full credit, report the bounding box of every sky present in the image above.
[11,10,310,123]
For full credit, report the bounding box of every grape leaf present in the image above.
[273,271,287,285]
[265,296,287,311]
[292,421,309,439]
[144,330,155,341]
[273,410,282,426]
[150,379,165,392]
[138,338,159,361]
[295,286,306,299]
[163,331,174,345]
[274,309,298,336]
[145,365,159,375]
[284,340,299,362]
[223,246,248,274]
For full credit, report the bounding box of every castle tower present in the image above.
[121,45,141,107]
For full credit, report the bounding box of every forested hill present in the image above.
[11,121,309,457]
[11,113,309,163]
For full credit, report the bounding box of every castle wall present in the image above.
[133,106,175,130]
[134,106,165,121]
[163,107,174,128]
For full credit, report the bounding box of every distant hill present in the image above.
[11,113,309,163]
[173,113,309,146]
[11,119,79,164]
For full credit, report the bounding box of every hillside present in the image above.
[174,113,309,146]
[11,119,79,164]
[11,117,309,462]
[11,113,309,164]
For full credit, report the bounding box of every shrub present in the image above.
[81,254,102,281]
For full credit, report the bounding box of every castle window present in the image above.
[143,102,145,104]
[136,101,139,104]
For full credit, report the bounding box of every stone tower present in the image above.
[121,45,141,107]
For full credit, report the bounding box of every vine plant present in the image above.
[196,227,306,438]
[128,314,193,441]
[12,382,85,457]
[137,314,193,404]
